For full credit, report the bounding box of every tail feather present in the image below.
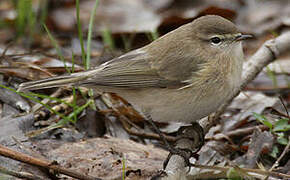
[18,71,94,91]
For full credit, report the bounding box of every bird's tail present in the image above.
[18,69,100,91]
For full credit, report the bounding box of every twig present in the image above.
[0,165,42,180]
[119,115,176,142]
[278,96,289,117]
[190,163,290,179]
[0,144,100,180]
[268,107,290,119]
[269,136,290,171]
[245,85,290,92]
[206,125,269,140]
[32,88,63,112]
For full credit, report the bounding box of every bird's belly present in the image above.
[115,85,232,123]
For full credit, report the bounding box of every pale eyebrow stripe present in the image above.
[208,33,242,41]
[224,33,242,39]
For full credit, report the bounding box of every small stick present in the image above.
[269,136,290,172]
[0,144,100,180]
[0,165,42,180]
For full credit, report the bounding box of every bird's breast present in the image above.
[226,42,244,91]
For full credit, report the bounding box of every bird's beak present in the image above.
[235,34,253,41]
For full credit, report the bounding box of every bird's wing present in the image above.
[81,49,183,88]
[83,44,201,89]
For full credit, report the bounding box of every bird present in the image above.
[18,15,251,124]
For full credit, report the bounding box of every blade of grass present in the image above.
[253,112,273,130]
[85,0,99,102]
[28,98,91,137]
[102,27,115,50]
[15,0,36,42]
[76,0,86,63]
[27,100,91,137]
[72,87,77,123]
[0,84,68,121]
[121,33,136,52]
[146,29,159,42]
[68,99,93,124]
[16,0,30,37]
[71,51,78,123]
[27,3,36,40]
[150,29,159,41]
[266,66,278,88]
[122,156,126,180]
[0,84,91,137]
[39,1,48,26]
[85,0,99,70]
[43,24,71,74]
[28,92,76,109]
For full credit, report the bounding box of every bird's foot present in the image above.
[163,122,204,170]
[175,122,205,153]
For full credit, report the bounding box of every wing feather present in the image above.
[82,49,189,88]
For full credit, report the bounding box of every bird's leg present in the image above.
[145,114,173,151]
[145,113,204,170]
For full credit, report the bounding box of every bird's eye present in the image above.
[210,37,221,45]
